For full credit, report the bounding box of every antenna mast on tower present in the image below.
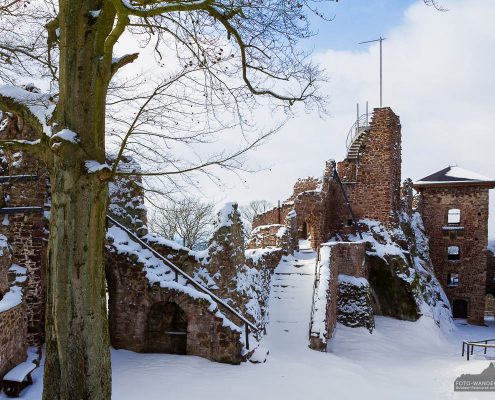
[358,36,386,107]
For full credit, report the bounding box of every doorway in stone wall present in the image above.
[144,302,188,354]
[301,222,308,239]
[453,299,468,319]
[486,293,495,318]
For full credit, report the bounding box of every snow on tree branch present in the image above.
[0,84,55,137]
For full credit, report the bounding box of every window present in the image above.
[448,246,460,261]
[447,273,460,287]
[448,209,461,224]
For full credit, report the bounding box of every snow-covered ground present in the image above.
[4,240,495,400]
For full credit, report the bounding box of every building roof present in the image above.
[413,166,495,188]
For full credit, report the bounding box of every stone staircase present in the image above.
[265,240,316,355]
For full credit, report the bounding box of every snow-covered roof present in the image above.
[413,166,495,187]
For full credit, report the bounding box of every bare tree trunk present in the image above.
[43,1,114,398]
[44,170,110,399]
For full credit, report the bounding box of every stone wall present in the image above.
[207,203,246,301]
[0,236,8,298]
[248,224,286,249]
[337,108,402,228]
[292,191,323,248]
[486,293,495,317]
[309,244,338,351]
[252,203,293,229]
[108,155,148,237]
[0,114,48,346]
[288,177,321,200]
[144,236,201,277]
[417,185,490,324]
[0,262,28,379]
[248,212,297,255]
[487,249,495,297]
[309,241,368,351]
[252,108,403,251]
[105,244,243,364]
[0,302,27,379]
[330,241,367,278]
[337,275,374,333]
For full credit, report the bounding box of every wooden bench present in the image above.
[1,361,37,398]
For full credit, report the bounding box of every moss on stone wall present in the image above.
[367,254,420,321]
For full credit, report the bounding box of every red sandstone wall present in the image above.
[487,250,495,297]
[0,115,48,346]
[289,177,321,200]
[418,185,489,325]
[0,302,27,379]
[105,247,243,364]
[337,108,402,228]
[252,203,292,229]
[0,237,9,298]
[331,242,367,278]
[309,241,367,351]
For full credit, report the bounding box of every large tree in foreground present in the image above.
[0,0,326,398]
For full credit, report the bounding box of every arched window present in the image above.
[448,209,461,224]
[448,246,460,261]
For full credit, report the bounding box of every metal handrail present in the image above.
[331,161,363,239]
[346,113,372,150]
[462,338,495,360]
[106,215,258,348]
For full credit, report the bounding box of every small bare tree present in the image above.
[150,197,214,250]
[241,200,275,224]
[240,199,274,240]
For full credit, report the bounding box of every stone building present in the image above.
[252,107,403,248]
[413,166,495,325]
[335,107,402,229]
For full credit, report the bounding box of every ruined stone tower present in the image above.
[414,166,495,325]
[336,107,402,228]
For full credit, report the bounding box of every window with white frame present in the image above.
[448,245,460,261]
[448,208,461,224]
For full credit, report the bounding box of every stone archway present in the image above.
[453,299,468,319]
[301,221,308,239]
[144,302,188,354]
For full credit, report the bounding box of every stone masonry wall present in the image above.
[417,185,490,325]
[0,259,28,380]
[487,250,495,297]
[0,236,8,298]
[252,203,293,229]
[248,224,286,249]
[105,246,243,364]
[0,114,48,346]
[337,107,402,228]
[309,241,367,351]
[330,241,367,278]
[293,191,323,248]
[288,177,321,200]
[0,303,27,379]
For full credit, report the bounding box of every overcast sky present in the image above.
[191,0,495,236]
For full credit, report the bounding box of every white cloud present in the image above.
[204,0,495,235]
